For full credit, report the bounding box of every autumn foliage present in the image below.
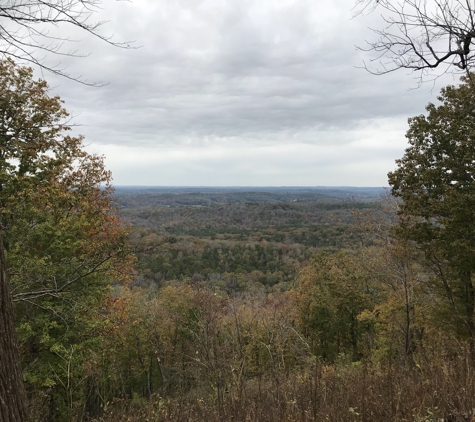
[0,59,133,421]
[2,61,475,422]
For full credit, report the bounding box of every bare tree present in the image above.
[356,0,475,83]
[0,0,132,83]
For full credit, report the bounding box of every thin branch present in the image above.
[356,0,475,81]
[0,0,138,84]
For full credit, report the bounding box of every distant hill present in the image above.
[113,186,387,208]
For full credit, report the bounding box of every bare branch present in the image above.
[0,0,136,84]
[356,0,475,82]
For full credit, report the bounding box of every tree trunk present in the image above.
[459,268,475,360]
[461,270,474,338]
[0,232,28,422]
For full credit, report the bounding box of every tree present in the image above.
[0,59,132,421]
[292,250,379,362]
[356,0,475,83]
[0,0,132,82]
[388,74,475,341]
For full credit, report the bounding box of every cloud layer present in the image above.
[35,0,458,186]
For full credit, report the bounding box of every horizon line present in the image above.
[112,185,388,188]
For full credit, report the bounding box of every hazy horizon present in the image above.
[112,185,387,189]
[40,0,457,187]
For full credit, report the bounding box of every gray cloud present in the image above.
[33,0,459,185]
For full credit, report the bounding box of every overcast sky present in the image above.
[36,0,458,186]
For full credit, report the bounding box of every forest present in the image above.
[99,181,475,422]
[2,1,475,421]
[2,64,475,421]
[118,187,383,290]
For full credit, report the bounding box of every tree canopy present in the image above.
[0,58,133,421]
[388,74,475,339]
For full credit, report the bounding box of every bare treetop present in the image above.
[356,0,475,83]
[0,0,133,83]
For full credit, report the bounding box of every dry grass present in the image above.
[94,347,475,422]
